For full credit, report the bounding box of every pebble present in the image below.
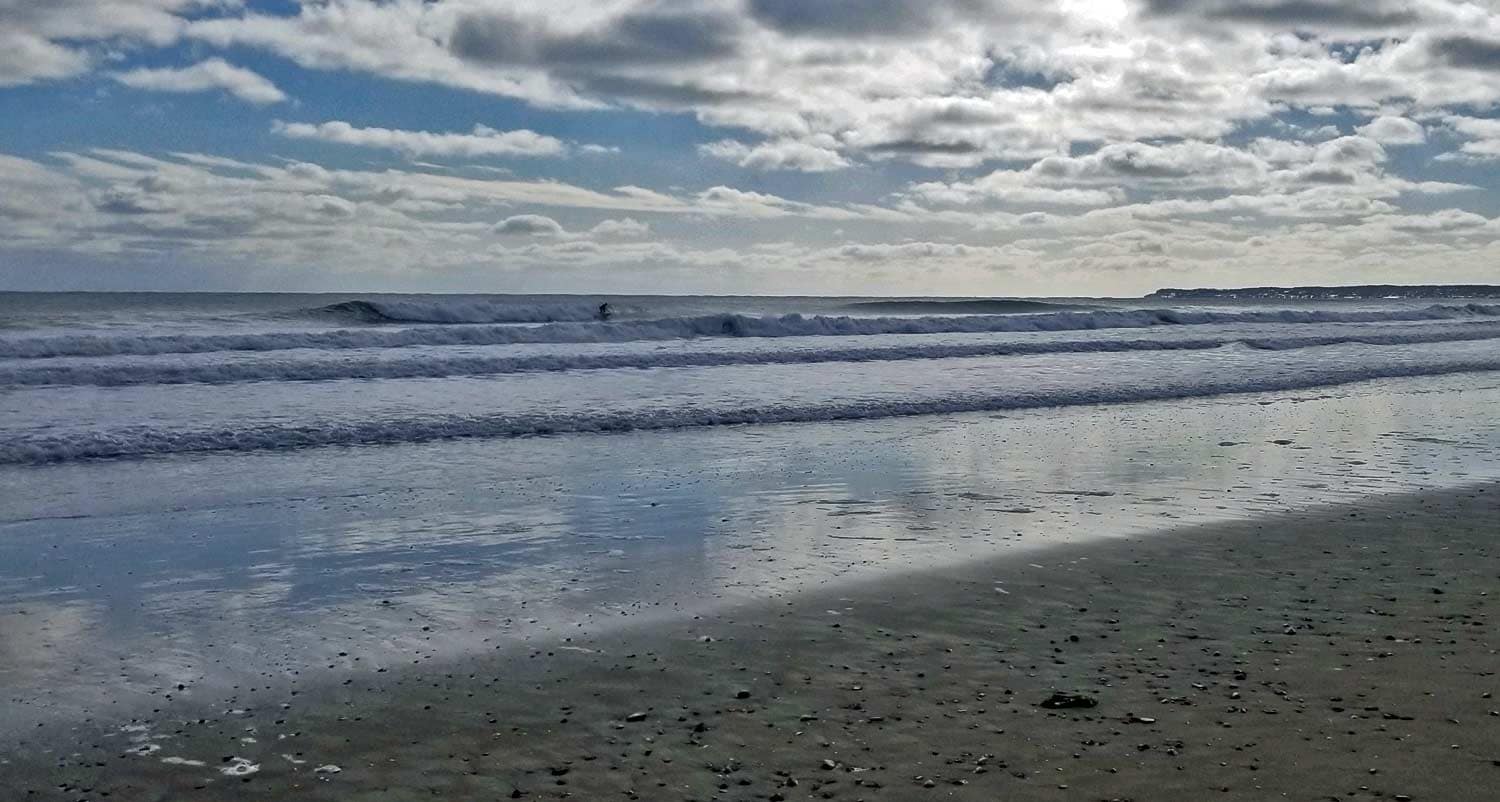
[1038,692,1098,709]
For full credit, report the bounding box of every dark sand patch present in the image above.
[11,487,1500,801]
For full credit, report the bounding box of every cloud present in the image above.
[111,58,287,105]
[15,0,1500,293]
[495,214,565,236]
[0,28,89,87]
[908,176,1123,208]
[271,120,567,158]
[1030,141,1272,189]
[699,138,850,172]
[0,0,200,86]
[747,0,947,38]
[448,8,742,67]
[1426,34,1500,71]
[185,2,600,110]
[590,218,651,238]
[6,0,1488,174]
[1439,115,1500,160]
[1383,208,1488,232]
[5,146,1499,294]
[1139,0,1438,32]
[1356,116,1426,145]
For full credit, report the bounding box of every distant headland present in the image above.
[1147,284,1500,300]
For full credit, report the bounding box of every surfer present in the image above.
[598,302,613,321]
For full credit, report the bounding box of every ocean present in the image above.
[4,292,1500,462]
[3,291,1500,734]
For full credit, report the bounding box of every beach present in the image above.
[10,483,1498,801]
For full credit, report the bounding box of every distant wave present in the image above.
[841,299,1088,314]
[6,357,1500,464]
[313,299,607,324]
[6,326,1500,387]
[3,303,1499,359]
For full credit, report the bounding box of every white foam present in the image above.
[6,355,1499,464]
[4,304,1497,359]
[220,758,260,777]
[5,325,1500,387]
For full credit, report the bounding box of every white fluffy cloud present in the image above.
[700,138,850,172]
[589,217,651,238]
[272,120,568,158]
[112,58,287,104]
[1357,116,1427,145]
[0,0,200,86]
[1441,115,1500,160]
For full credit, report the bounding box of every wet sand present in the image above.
[10,484,1500,801]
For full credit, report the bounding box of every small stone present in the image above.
[625,712,647,722]
[735,690,751,699]
[1038,692,1097,709]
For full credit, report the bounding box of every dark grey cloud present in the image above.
[1295,166,1359,184]
[579,74,757,107]
[747,0,942,37]
[1096,149,1202,179]
[92,188,161,215]
[1143,0,1422,29]
[746,0,1044,38]
[495,214,564,236]
[449,9,740,67]
[1428,35,1500,70]
[866,139,985,155]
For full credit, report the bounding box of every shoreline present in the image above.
[11,483,1499,800]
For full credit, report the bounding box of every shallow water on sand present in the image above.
[3,371,1500,735]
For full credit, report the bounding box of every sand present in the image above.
[10,485,1499,801]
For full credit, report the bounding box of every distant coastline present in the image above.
[1148,284,1500,300]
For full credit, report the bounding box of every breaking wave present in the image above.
[840,299,1089,314]
[4,303,1500,360]
[6,356,1500,464]
[313,299,607,324]
[6,326,1500,387]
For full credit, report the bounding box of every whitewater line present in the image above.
[3,304,1498,360]
[5,357,1499,464]
[5,326,1500,387]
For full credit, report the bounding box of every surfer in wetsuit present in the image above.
[598,302,613,321]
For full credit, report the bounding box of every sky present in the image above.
[5,1,1500,295]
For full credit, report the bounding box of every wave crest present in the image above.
[7,325,1500,387]
[314,298,608,324]
[4,303,1499,359]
